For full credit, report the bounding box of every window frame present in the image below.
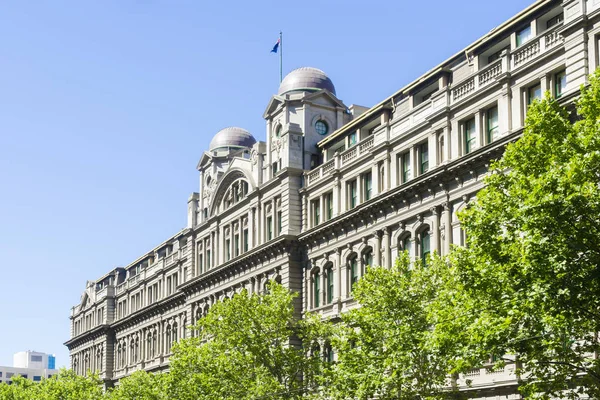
[555,70,567,98]
[486,106,499,144]
[401,152,411,183]
[516,25,532,47]
[419,142,429,174]
[464,118,476,154]
[313,272,320,308]
[527,83,542,105]
[420,229,431,266]
[363,171,372,201]
[348,180,358,209]
[326,265,334,304]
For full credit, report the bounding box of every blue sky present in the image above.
[0,0,533,368]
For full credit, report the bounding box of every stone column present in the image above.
[430,206,441,255]
[333,177,340,217]
[337,247,346,300]
[383,227,392,269]
[373,230,382,266]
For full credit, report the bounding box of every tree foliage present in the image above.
[166,281,327,400]
[449,71,600,398]
[323,254,465,400]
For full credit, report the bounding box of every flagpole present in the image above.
[279,31,283,83]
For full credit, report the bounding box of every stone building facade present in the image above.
[66,0,598,395]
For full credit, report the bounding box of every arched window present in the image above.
[398,233,412,257]
[152,331,157,358]
[349,255,359,293]
[166,325,172,353]
[362,247,373,268]
[96,350,102,372]
[324,342,334,363]
[325,264,334,304]
[313,270,320,308]
[130,342,135,365]
[419,228,431,266]
[146,334,152,360]
[275,124,282,138]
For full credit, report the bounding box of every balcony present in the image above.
[456,363,517,389]
[511,24,564,70]
[305,135,377,187]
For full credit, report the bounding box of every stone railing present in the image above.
[512,23,563,69]
[116,282,126,294]
[305,136,377,187]
[452,79,475,102]
[513,40,540,67]
[457,363,517,388]
[322,159,335,174]
[478,59,503,86]
[358,135,374,153]
[341,147,357,166]
[96,287,108,300]
[452,59,504,103]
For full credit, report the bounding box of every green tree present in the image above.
[449,71,600,398]
[323,254,464,400]
[167,281,328,400]
[106,370,169,400]
[0,370,104,400]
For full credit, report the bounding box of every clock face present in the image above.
[315,120,328,135]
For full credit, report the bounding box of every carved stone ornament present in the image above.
[251,150,259,165]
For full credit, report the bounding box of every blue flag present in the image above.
[271,38,280,53]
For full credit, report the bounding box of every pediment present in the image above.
[304,90,346,109]
[263,96,285,119]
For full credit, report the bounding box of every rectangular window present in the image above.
[326,267,334,304]
[198,254,203,273]
[348,132,357,146]
[555,70,567,98]
[516,25,532,47]
[314,274,320,308]
[234,235,239,257]
[487,106,499,143]
[243,229,249,252]
[167,277,172,295]
[31,355,43,362]
[226,239,231,261]
[348,180,357,209]
[33,376,41,382]
[419,142,429,174]
[272,162,278,175]
[464,118,476,154]
[267,217,273,240]
[363,172,372,201]
[401,152,411,183]
[325,192,333,221]
[547,13,564,29]
[312,199,320,226]
[528,83,542,105]
[487,47,507,64]
[206,250,211,269]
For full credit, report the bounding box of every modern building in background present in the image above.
[0,351,57,384]
[66,0,596,395]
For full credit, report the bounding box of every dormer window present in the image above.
[516,25,532,47]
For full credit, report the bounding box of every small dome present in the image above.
[278,67,336,96]
[209,127,256,152]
